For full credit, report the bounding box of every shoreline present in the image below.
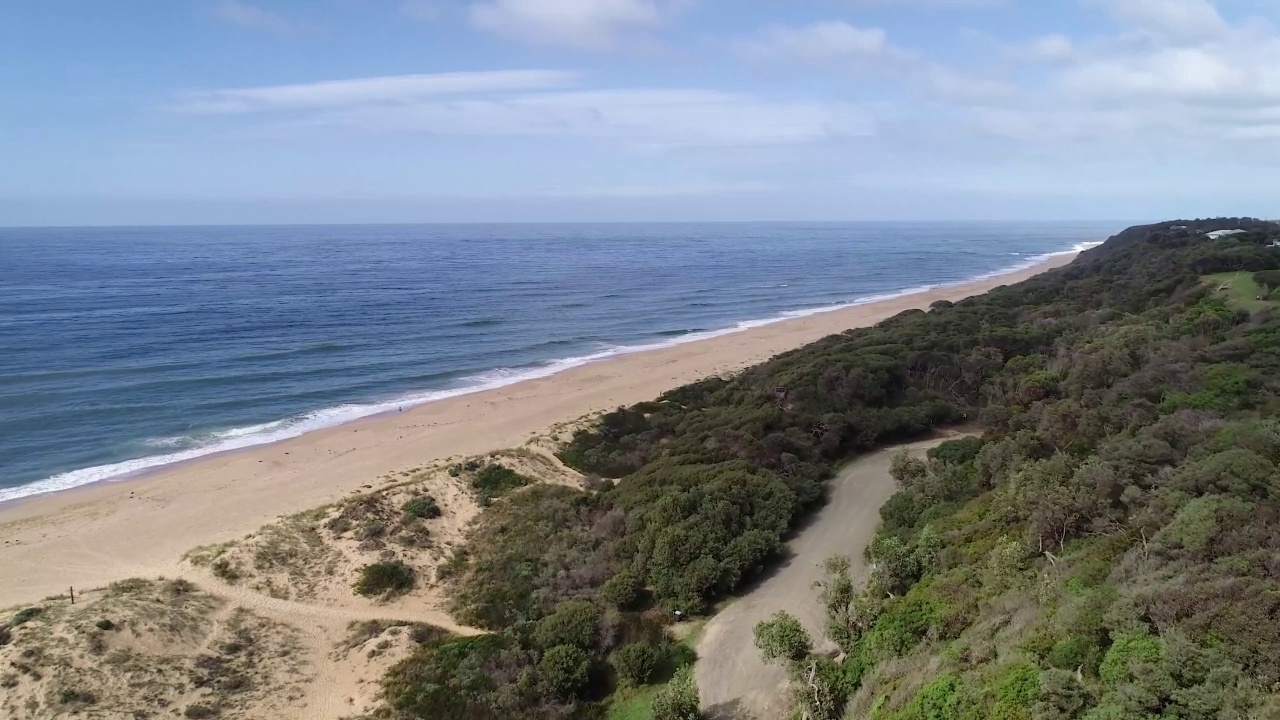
[1,244,1094,506]
[0,252,1076,607]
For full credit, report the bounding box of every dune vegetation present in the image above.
[372,218,1280,720]
[9,219,1280,720]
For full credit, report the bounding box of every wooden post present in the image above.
[69,586,74,605]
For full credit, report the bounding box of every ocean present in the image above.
[0,222,1117,502]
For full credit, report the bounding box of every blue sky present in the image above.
[2,0,1279,225]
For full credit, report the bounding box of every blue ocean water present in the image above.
[0,222,1118,501]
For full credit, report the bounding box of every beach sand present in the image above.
[0,253,1074,608]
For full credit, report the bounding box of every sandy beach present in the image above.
[0,253,1074,608]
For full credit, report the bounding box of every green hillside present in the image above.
[376,218,1280,720]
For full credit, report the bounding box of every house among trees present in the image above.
[1205,228,1247,239]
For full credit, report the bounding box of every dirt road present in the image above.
[694,436,951,719]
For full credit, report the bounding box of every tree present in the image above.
[1032,670,1088,720]
[538,645,591,699]
[819,557,859,654]
[611,642,661,687]
[651,666,702,720]
[867,534,919,595]
[600,568,642,610]
[533,599,600,650]
[754,612,813,666]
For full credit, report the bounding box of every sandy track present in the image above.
[695,436,953,720]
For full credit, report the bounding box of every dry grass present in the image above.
[182,446,580,606]
[0,578,310,720]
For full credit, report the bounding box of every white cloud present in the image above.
[468,0,673,50]
[924,66,1015,103]
[212,0,292,34]
[868,0,1280,153]
[307,89,875,148]
[1011,33,1074,61]
[1090,0,1227,41]
[171,71,874,150]
[1059,47,1256,101]
[736,21,891,63]
[171,70,578,113]
[400,0,441,21]
[848,0,1005,6]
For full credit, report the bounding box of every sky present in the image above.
[2,0,1280,225]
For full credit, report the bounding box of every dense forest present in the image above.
[378,218,1280,720]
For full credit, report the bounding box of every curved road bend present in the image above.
[695,436,953,720]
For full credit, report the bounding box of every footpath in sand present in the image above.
[696,435,957,720]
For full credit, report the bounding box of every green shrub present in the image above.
[863,590,937,659]
[1032,669,1088,720]
[928,437,984,467]
[601,567,643,609]
[1045,636,1099,673]
[354,561,416,597]
[1254,269,1280,289]
[753,611,813,666]
[992,663,1040,719]
[402,495,442,521]
[651,666,702,720]
[383,634,533,719]
[1099,631,1161,685]
[881,491,923,533]
[896,674,969,720]
[612,642,662,686]
[533,600,600,650]
[11,607,43,626]
[538,645,591,699]
[471,464,532,506]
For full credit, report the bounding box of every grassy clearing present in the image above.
[604,620,705,720]
[1204,271,1278,311]
[607,684,662,720]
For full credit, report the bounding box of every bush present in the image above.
[651,666,702,720]
[1033,669,1088,720]
[95,619,115,631]
[0,625,10,647]
[896,674,969,720]
[533,600,600,650]
[58,687,97,705]
[471,464,532,506]
[354,561,416,597]
[928,437,984,466]
[601,567,643,609]
[753,611,813,666]
[880,491,923,533]
[1099,631,1161,685]
[993,663,1040,719]
[612,642,662,687]
[383,634,533,719]
[410,623,448,645]
[11,607,43,626]
[402,495,442,520]
[538,645,591,699]
[1254,269,1280,289]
